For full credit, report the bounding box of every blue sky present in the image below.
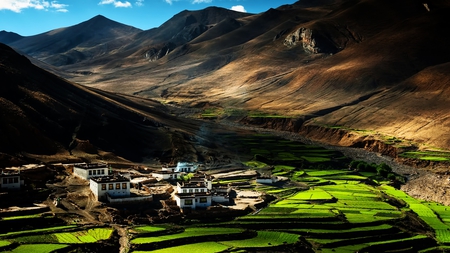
[0,0,298,36]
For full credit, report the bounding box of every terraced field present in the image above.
[125,134,450,252]
[2,134,450,252]
[0,213,115,252]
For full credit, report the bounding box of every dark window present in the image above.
[200,197,207,203]
[93,170,97,175]
[122,183,127,189]
[116,183,120,189]
[3,178,7,184]
[184,199,193,205]
[89,170,92,175]
[109,184,113,190]
[8,178,13,183]
[102,184,106,190]
[195,189,199,193]
[200,189,204,192]
[14,177,18,183]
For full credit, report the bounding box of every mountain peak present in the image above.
[88,14,113,23]
[0,30,24,44]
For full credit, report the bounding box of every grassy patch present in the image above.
[55,228,113,244]
[135,242,230,253]
[131,228,244,244]
[0,240,11,247]
[243,161,268,169]
[5,244,68,253]
[1,215,42,221]
[0,225,77,237]
[399,151,450,161]
[133,226,167,233]
[220,231,299,248]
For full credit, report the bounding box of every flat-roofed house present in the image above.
[174,162,199,173]
[174,176,212,209]
[0,172,22,190]
[90,175,130,201]
[152,170,180,181]
[73,163,109,180]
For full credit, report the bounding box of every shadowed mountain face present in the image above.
[0,31,23,44]
[3,0,450,152]
[2,15,142,66]
[0,43,220,166]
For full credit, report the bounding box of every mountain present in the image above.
[3,15,142,66]
[70,0,450,151]
[0,31,23,44]
[0,43,219,166]
[4,0,450,154]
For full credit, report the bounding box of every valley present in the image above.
[2,0,450,252]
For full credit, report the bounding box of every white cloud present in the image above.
[0,0,68,13]
[192,0,212,3]
[99,0,132,8]
[135,0,144,6]
[51,1,68,12]
[231,5,246,13]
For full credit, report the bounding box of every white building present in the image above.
[73,163,109,180]
[0,172,22,190]
[174,175,211,210]
[169,162,199,173]
[174,174,233,210]
[256,175,287,185]
[90,175,130,201]
[175,193,211,210]
[152,170,180,181]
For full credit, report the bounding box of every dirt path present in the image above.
[113,224,130,253]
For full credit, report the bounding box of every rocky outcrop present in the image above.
[284,28,317,53]
[144,43,175,62]
[284,27,338,54]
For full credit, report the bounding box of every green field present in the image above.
[131,227,244,244]
[134,242,230,253]
[55,228,114,243]
[220,231,299,248]
[3,132,450,252]
[133,226,167,233]
[4,244,69,253]
[399,150,450,161]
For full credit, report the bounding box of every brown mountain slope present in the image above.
[0,43,224,166]
[66,0,450,151]
[54,7,253,71]
[7,0,450,152]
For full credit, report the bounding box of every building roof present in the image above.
[178,182,207,188]
[90,174,130,183]
[0,172,20,178]
[75,163,108,170]
[153,170,180,175]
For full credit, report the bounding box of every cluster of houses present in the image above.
[69,162,234,211]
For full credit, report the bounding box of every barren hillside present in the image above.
[3,0,450,155]
[65,0,450,151]
[0,43,235,166]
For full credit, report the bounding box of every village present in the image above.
[0,161,285,223]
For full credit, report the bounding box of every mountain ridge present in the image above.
[2,0,450,155]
